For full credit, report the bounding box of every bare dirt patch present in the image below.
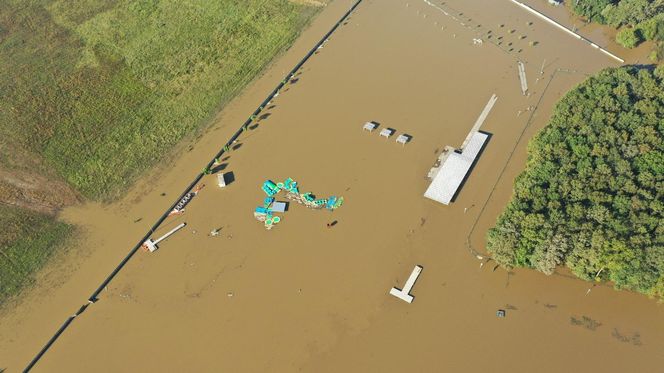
[289,0,327,6]
[0,168,79,215]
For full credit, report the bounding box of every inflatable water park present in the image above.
[254,177,343,230]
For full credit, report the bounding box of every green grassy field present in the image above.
[1,0,318,199]
[0,205,72,304]
[0,0,320,304]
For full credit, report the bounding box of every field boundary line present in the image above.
[464,68,581,260]
[507,0,624,63]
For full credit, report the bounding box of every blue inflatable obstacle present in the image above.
[255,207,270,215]
[283,178,299,194]
[313,199,328,207]
[255,177,344,230]
[262,180,280,196]
[326,196,338,210]
[283,177,294,190]
[302,192,315,203]
[254,206,276,228]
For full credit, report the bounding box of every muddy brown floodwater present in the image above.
[1,0,663,372]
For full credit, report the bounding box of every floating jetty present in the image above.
[389,265,423,304]
[142,222,187,252]
[518,61,528,96]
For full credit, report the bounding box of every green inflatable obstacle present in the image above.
[254,177,343,230]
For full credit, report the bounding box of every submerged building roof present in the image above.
[424,132,488,205]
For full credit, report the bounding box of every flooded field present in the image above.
[1,0,662,371]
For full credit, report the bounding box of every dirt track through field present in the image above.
[2,0,663,372]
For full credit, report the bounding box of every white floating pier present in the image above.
[390,265,423,304]
[518,61,528,96]
[460,94,497,150]
[143,222,186,252]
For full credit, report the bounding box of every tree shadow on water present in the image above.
[211,163,227,173]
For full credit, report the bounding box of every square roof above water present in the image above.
[424,132,488,205]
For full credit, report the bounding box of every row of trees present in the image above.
[571,0,664,60]
[487,66,664,298]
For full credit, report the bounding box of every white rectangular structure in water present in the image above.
[389,265,423,304]
[379,128,394,138]
[270,201,287,213]
[217,173,227,188]
[143,222,187,252]
[363,122,377,132]
[424,132,488,205]
[518,61,528,96]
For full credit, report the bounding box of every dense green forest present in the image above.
[487,65,664,298]
[570,0,664,59]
